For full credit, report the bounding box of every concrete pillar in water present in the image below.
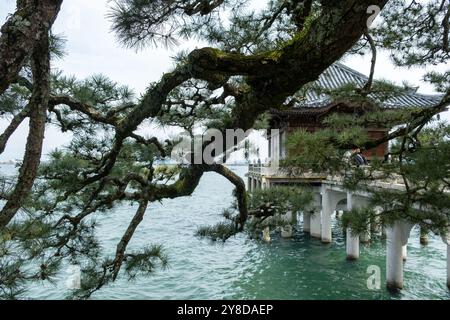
[280,212,294,238]
[310,210,321,238]
[281,225,293,238]
[262,226,271,243]
[386,224,403,289]
[303,212,311,233]
[420,226,429,245]
[345,192,359,260]
[402,245,407,261]
[386,220,413,290]
[346,228,360,260]
[310,192,322,238]
[321,186,332,243]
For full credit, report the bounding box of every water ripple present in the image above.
[9,166,449,300]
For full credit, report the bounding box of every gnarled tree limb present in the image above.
[0,31,51,228]
[0,0,62,95]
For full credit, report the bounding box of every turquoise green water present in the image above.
[2,165,448,300]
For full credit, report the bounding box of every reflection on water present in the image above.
[1,165,449,300]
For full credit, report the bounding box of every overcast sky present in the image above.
[0,0,447,161]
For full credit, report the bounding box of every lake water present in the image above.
[1,165,449,300]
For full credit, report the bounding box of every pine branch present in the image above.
[0,104,31,154]
[112,200,148,280]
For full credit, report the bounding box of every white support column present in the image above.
[386,223,404,289]
[420,226,429,245]
[280,225,293,238]
[247,177,252,192]
[321,186,332,243]
[303,212,311,233]
[310,211,321,238]
[346,191,360,260]
[335,202,347,218]
[346,228,359,260]
[402,245,407,261]
[386,220,413,290]
[262,226,271,243]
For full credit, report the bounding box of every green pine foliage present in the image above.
[197,186,313,241]
[1,0,450,299]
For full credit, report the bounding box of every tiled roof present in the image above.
[270,101,373,123]
[298,63,443,108]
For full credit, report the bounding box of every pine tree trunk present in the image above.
[0,0,62,94]
[0,31,50,228]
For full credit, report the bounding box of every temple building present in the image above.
[266,62,443,167]
[246,63,450,292]
[249,63,443,189]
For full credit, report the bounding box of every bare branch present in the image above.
[0,104,31,154]
[361,31,377,94]
[48,95,119,126]
[129,133,166,157]
[112,200,148,280]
